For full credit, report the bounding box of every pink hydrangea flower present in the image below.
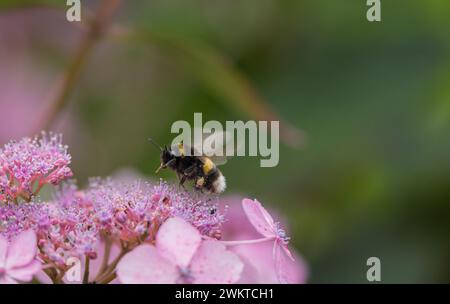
[0,132,73,203]
[234,239,307,284]
[85,178,224,242]
[0,133,306,284]
[242,199,294,256]
[224,198,300,284]
[117,217,243,284]
[0,230,41,284]
[1,177,225,274]
[0,200,48,241]
[221,197,308,284]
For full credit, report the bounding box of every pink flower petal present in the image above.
[281,242,295,262]
[117,244,178,284]
[274,242,307,284]
[0,275,18,284]
[190,240,243,284]
[7,260,41,282]
[230,240,306,284]
[242,199,276,238]
[156,217,201,268]
[35,270,53,284]
[0,235,8,267]
[223,196,308,284]
[5,230,37,269]
[234,254,260,283]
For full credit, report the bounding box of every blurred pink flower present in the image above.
[0,9,78,144]
[0,230,41,284]
[0,59,50,143]
[220,197,308,284]
[117,217,243,284]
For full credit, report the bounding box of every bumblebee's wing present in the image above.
[194,130,234,166]
[208,154,228,166]
[169,143,182,157]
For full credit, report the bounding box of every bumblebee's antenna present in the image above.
[148,138,163,151]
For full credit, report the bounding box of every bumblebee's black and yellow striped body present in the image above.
[156,142,226,194]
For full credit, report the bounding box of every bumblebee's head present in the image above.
[149,139,176,174]
[161,146,174,165]
[155,146,176,174]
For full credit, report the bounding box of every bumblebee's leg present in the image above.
[182,165,199,192]
[193,183,203,193]
[180,175,189,191]
[194,176,205,193]
[175,172,187,191]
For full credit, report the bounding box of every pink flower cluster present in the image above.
[84,178,224,242]
[115,198,306,284]
[1,179,224,274]
[0,133,73,203]
[0,133,305,284]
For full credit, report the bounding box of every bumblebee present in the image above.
[149,135,228,194]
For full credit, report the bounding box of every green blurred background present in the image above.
[1,0,450,283]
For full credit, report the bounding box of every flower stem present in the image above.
[94,248,129,283]
[98,271,117,284]
[55,269,67,283]
[96,239,112,278]
[83,256,90,284]
[37,0,121,132]
[43,267,62,284]
[220,237,274,246]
